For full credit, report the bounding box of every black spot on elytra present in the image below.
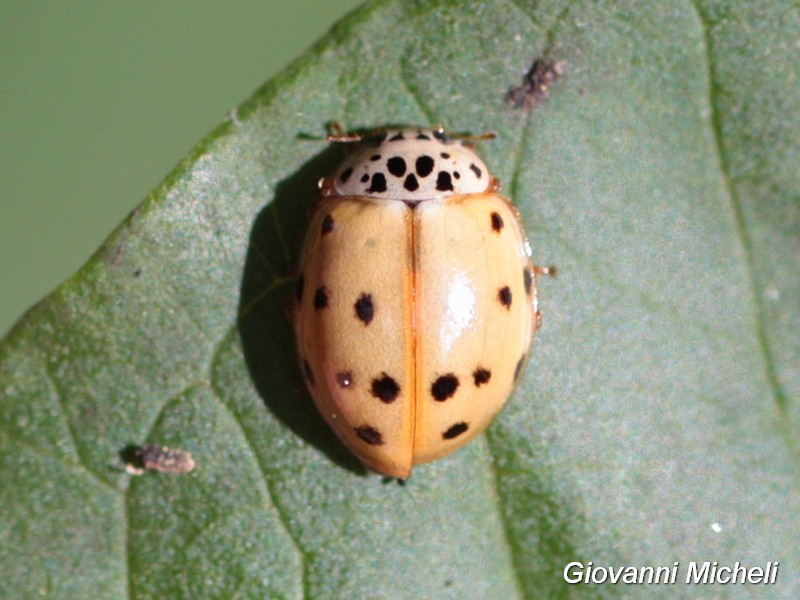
[453,171,460,179]
[360,173,369,183]
[370,154,381,161]
[389,132,404,141]
[416,155,435,177]
[514,355,527,381]
[314,286,329,310]
[367,172,387,193]
[473,368,492,387]
[524,267,533,295]
[303,360,315,385]
[431,374,459,401]
[498,286,512,309]
[443,422,469,440]
[416,132,431,140]
[295,274,304,302]
[340,167,353,183]
[491,212,504,232]
[355,425,384,446]
[336,371,353,388]
[321,214,334,235]
[470,163,483,178]
[436,171,453,191]
[354,293,374,325]
[404,173,419,191]
[387,156,406,177]
[371,373,400,403]
[440,152,450,159]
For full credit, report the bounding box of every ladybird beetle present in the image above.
[292,126,548,479]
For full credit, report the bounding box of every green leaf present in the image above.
[1,1,798,597]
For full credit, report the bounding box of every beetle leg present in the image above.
[532,264,556,330]
[326,120,363,143]
[533,264,557,278]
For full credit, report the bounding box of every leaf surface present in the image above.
[1,1,798,597]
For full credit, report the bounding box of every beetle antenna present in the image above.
[448,130,498,142]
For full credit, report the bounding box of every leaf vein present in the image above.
[484,438,526,599]
[41,357,81,461]
[504,0,545,30]
[689,0,790,417]
[206,383,308,599]
[0,427,118,494]
[398,56,438,125]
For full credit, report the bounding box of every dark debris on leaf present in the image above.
[508,57,566,110]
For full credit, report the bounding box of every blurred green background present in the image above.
[0,0,362,337]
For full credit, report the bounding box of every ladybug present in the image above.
[292,126,550,479]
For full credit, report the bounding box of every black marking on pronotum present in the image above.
[367,172,388,193]
[514,355,526,381]
[443,422,469,440]
[491,212,504,232]
[523,267,533,295]
[354,293,374,325]
[371,373,400,403]
[355,425,384,446]
[370,154,381,161]
[389,131,405,141]
[470,163,482,178]
[416,132,431,140]
[416,155,435,177]
[440,152,451,159]
[453,171,460,179]
[295,274,304,302]
[321,214,334,235]
[360,173,369,183]
[498,286,512,309]
[303,360,315,385]
[340,167,353,183]
[436,171,453,191]
[314,286,329,310]
[387,156,406,177]
[431,374,459,401]
[336,371,353,388]
[404,173,419,191]
[473,368,491,387]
